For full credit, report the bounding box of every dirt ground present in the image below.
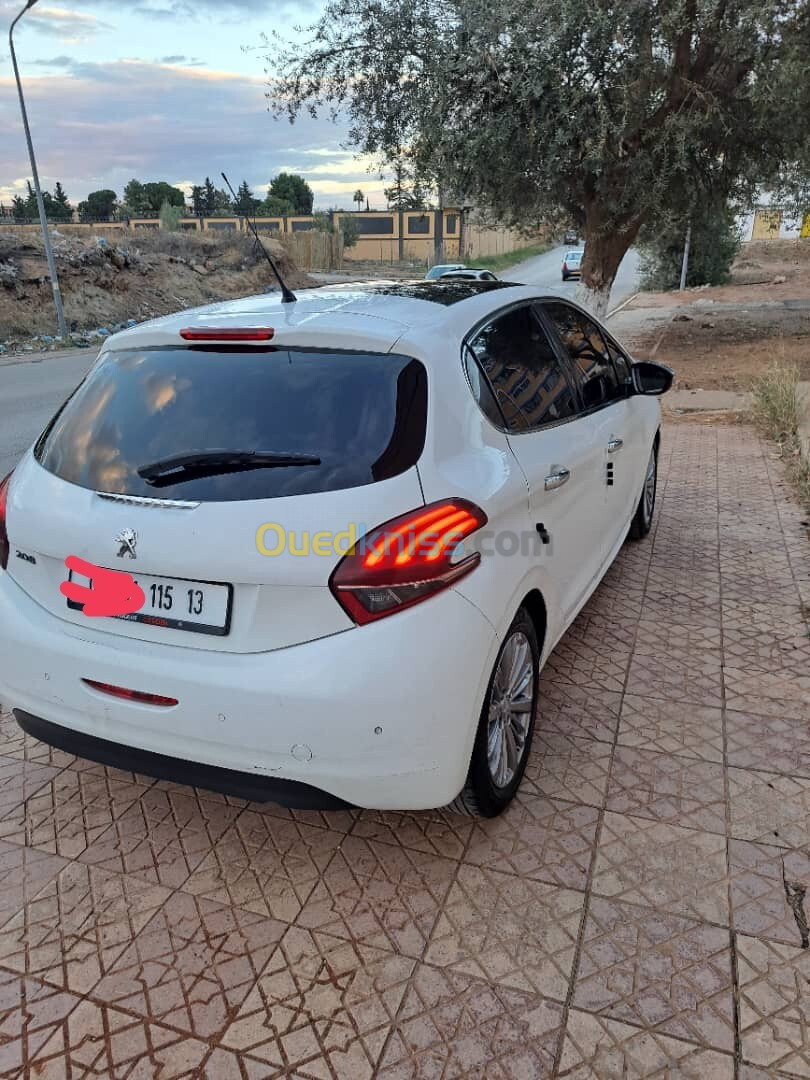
[0,229,315,341]
[629,239,810,390]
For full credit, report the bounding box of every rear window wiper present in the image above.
[138,450,322,485]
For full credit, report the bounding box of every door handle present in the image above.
[607,438,624,454]
[544,467,571,492]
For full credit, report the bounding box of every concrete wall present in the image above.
[0,209,547,267]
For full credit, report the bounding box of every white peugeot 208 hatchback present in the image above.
[0,281,671,817]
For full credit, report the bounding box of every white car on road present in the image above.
[0,280,671,816]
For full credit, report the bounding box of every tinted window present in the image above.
[468,306,578,431]
[36,348,427,502]
[542,302,624,409]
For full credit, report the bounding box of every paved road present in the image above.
[0,350,95,478]
[508,244,641,310]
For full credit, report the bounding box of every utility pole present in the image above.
[679,220,692,292]
[9,0,68,339]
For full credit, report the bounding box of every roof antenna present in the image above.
[221,172,297,303]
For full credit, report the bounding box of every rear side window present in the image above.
[35,347,427,502]
[468,305,578,431]
[542,302,625,409]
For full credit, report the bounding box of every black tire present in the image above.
[628,441,658,540]
[448,607,540,817]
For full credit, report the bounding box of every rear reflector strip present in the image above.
[82,679,178,707]
[180,327,275,342]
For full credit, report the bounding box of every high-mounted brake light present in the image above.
[0,470,13,571]
[82,679,178,707]
[179,327,275,342]
[330,498,487,625]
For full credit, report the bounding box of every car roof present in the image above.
[101,280,564,355]
[565,250,584,258]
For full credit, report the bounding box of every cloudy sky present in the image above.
[0,0,387,209]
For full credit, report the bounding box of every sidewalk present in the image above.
[1,419,809,1077]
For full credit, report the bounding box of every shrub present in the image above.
[639,203,741,291]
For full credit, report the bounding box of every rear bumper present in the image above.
[14,711,353,808]
[0,570,499,809]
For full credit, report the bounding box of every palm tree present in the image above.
[353,188,364,211]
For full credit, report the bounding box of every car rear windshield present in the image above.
[35,346,427,502]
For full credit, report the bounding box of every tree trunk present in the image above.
[576,208,642,319]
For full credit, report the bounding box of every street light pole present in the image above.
[9,0,68,339]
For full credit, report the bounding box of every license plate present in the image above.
[67,568,232,636]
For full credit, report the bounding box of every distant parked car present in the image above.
[439,268,498,282]
[425,263,465,280]
[563,229,579,245]
[562,249,584,281]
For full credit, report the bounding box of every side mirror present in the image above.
[630,360,673,396]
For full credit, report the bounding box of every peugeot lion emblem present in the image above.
[115,528,138,559]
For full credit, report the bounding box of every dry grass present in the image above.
[751,363,810,508]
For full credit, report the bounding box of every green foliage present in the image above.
[159,199,184,231]
[123,179,148,214]
[353,188,364,209]
[265,0,810,310]
[10,180,74,221]
[78,189,118,222]
[259,193,295,217]
[190,178,232,217]
[235,180,260,217]
[384,156,428,211]
[339,216,359,248]
[639,204,741,290]
[268,173,314,215]
[124,179,185,215]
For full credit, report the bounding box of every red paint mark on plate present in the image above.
[60,555,146,618]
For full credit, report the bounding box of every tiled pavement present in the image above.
[0,421,809,1078]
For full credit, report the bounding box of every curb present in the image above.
[606,292,638,319]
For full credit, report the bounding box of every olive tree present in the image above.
[265,0,809,314]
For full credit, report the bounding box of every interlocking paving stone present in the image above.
[0,862,172,994]
[0,420,808,1075]
[543,610,635,694]
[423,866,586,998]
[573,896,735,1051]
[0,713,74,769]
[351,806,474,860]
[464,793,599,890]
[606,746,727,835]
[536,681,622,744]
[522,731,613,807]
[591,812,730,926]
[296,837,456,958]
[0,968,80,1078]
[557,1008,735,1078]
[0,840,66,932]
[0,755,62,823]
[182,808,345,923]
[377,964,565,1078]
[22,998,212,1079]
[727,711,810,778]
[616,695,724,762]
[0,766,151,856]
[729,840,810,946]
[221,925,415,1078]
[94,890,285,1039]
[728,767,810,849]
[77,784,243,889]
[738,933,810,1076]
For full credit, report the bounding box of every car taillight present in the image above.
[329,498,487,625]
[82,679,178,707]
[179,327,275,341]
[0,471,13,571]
